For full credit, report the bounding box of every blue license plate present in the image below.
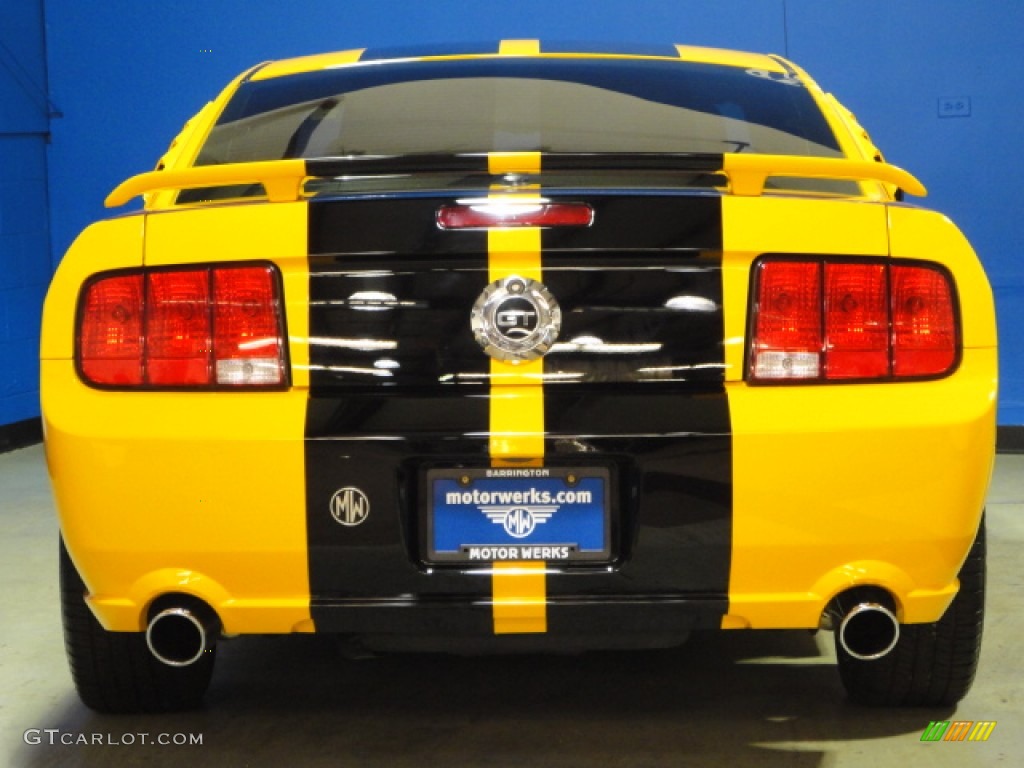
[427,467,610,563]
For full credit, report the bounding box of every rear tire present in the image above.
[835,515,986,706]
[60,538,215,713]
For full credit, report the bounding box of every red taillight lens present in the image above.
[77,264,286,388]
[212,266,286,386]
[824,263,889,379]
[750,261,822,379]
[749,257,958,383]
[146,270,211,386]
[79,274,144,385]
[891,265,958,377]
[437,201,593,229]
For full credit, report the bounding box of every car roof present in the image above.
[249,41,791,82]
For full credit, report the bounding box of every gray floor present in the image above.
[1,444,1019,767]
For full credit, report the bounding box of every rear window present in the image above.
[195,57,841,164]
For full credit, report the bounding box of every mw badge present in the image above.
[330,487,370,526]
[471,275,561,363]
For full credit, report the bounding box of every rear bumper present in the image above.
[310,595,725,653]
[44,346,994,639]
[726,348,995,628]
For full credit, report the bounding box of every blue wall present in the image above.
[7,0,1021,426]
[0,0,51,428]
[785,2,1024,425]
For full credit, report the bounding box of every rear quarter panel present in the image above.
[42,202,315,633]
[721,195,996,628]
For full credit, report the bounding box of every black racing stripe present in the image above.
[544,597,727,635]
[310,195,721,253]
[542,195,722,251]
[303,191,732,633]
[767,54,801,79]
[308,596,726,639]
[304,196,725,392]
[359,42,500,61]
[541,195,725,386]
[304,393,493,632]
[540,41,683,58]
[543,389,732,596]
[539,255,725,386]
[538,152,724,174]
[306,155,490,179]
[306,199,491,629]
[238,61,272,84]
[305,393,489,449]
[309,198,487,256]
[305,153,724,179]
[541,193,732,614]
[307,198,490,391]
[305,253,491,391]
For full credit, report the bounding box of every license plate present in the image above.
[426,467,611,563]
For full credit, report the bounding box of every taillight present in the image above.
[748,257,958,383]
[78,264,286,388]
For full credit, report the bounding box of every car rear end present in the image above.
[41,42,996,711]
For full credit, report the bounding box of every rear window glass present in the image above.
[194,57,841,164]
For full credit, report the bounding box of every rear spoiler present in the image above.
[105,152,926,207]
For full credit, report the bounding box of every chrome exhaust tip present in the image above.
[837,601,900,661]
[145,604,219,667]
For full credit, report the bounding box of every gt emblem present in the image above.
[471,276,561,363]
[330,487,370,526]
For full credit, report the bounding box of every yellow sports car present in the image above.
[41,41,996,712]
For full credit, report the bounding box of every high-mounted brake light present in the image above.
[78,264,286,388]
[437,200,593,229]
[749,257,958,383]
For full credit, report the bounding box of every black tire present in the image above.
[60,538,215,713]
[836,515,986,706]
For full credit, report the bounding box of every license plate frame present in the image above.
[425,466,612,564]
